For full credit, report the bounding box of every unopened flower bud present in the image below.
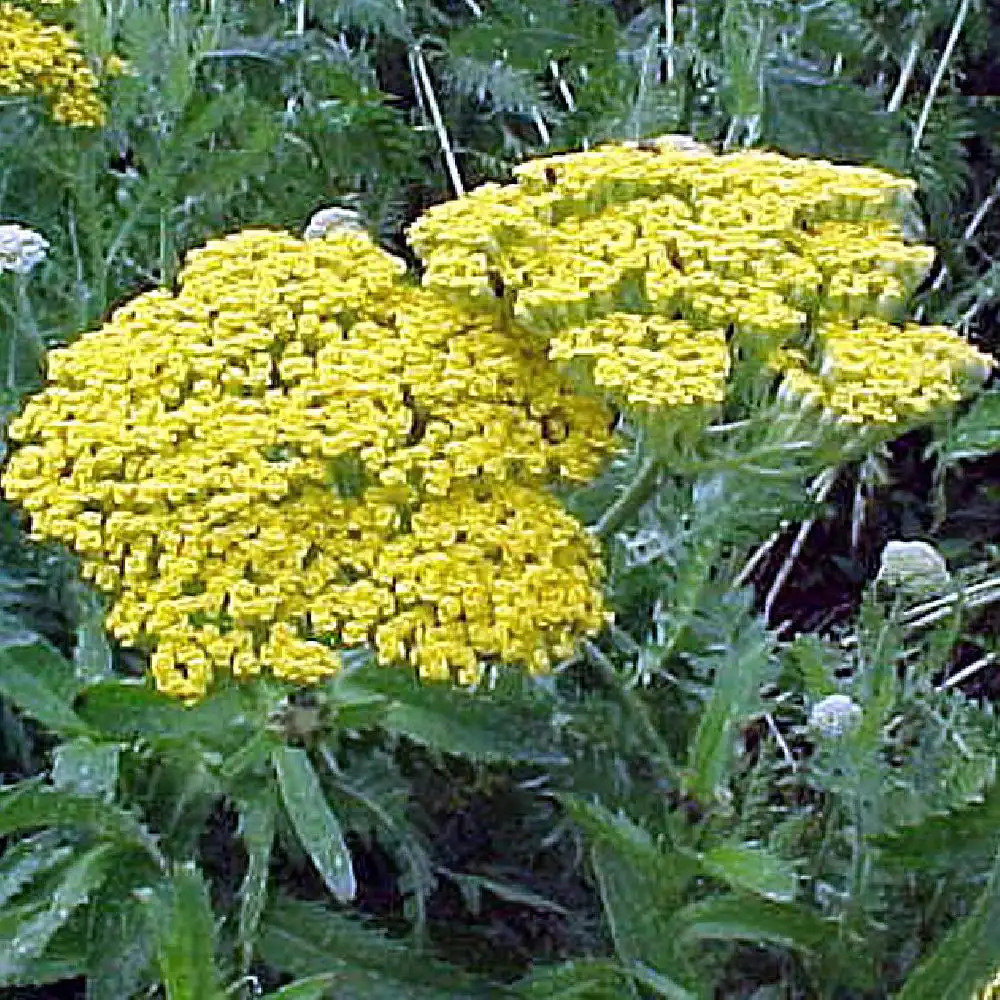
[875,540,951,596]
[809,694,862,738]
[0,224,48,275]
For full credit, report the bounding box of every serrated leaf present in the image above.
[258,896,494,999]
[0,781,162,864]
[896,847,1000,1000]
[346,668,566,764]
[934,390,1000,465]
[698,843,799,902]
[52,738,119,801]
[668,894,830,954]
[272,745,356,903]
[141,864,223,1000]
[872,775,1000,875]
[0,843,113,985]
[0,638,90,738]
[0,831,72,908]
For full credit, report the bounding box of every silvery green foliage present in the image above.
[0,224,48,275]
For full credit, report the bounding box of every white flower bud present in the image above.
[303,207,365,241]
[0,224,49,275]
[875,540,951,596]
[808,694,862,738]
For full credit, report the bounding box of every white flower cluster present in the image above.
[808,693,863,739]
[0,224,48,276]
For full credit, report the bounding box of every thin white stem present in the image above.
[937,652,998,692]
[664,0,675,82]
[922,174,1000,310]
[887,32,922,113]
[412,45,464,197]
[764,712,796,770]
[912,0,971,153]
[530,105,551,146]
[763,467,839,623]
[734,466,838,588]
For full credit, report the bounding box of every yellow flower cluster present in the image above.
[2,228,615,699]
[408,137,993,426]
[0,1,122,127]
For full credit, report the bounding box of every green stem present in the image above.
[590,456,660,540]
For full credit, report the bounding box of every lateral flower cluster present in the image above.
[2,229,616,699]
[408,139,993,426]
[0,1,124,127]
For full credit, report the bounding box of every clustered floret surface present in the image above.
[3,139,994,700]
[409,140,993,425]
[0,1,123,127]
[3,229,614,699]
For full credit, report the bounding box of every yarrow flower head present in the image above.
[0,1,123,127]
[0,223,48,275]
[2,228,617,700]
[408,136,993,430]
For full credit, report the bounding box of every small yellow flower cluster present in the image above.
[2,228,615,699]
[408,137,993,426]
[774,319,993,425]
[0,1,121,127]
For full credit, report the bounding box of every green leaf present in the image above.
[686,615,775,806]
[262,975,339,1000]
[140,864,223,1000]
[0,781,163,864]
[896,847,1000,1000]
[0,638,90,738]
[669,894,831,954]
[514,959,635,998]
[87,894,154,1000]
[872,776,1000,876]
[697,843,799,902]
[343,668,566,764]
[75,681,264,751]
[237,789,275,953]
[272,745,356,903]
[933,390,1000,466]
[71,585,114,685]
[0,831,73,908]
[52,737,119,801]
[258,896,494,999]
[559,796,697,981]
[440,868,568,917]
[626,962,702,1000]
[0,844,113,985]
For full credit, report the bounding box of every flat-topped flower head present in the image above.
[408,138,992,429]
[2,228,615,699]
[0,2,121,127]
